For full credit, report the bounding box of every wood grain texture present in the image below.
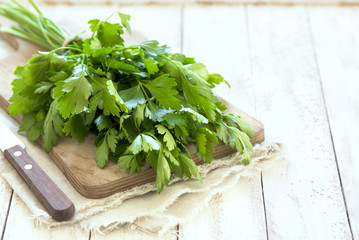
[4,145,75,221]
[247,6,352,239]
[90,227,177,240]
[2,193,88,240]
[309,6,359,238]
[179,5,267,240]
[0,177,12,239]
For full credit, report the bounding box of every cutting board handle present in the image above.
[4,145,75,221]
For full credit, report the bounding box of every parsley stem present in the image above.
[137,81,151,101]
[50,47,84,54]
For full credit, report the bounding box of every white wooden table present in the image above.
[0,3,358,240]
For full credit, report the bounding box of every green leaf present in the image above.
[223,114,254,139]
[26,121,44,141]
[8,95,29,116]
[107,129,119,153]
[126,134,160,155]
[62,114,88,143]
[95,136,109,169]
[43,100,64,153]
[94,128,119,168]
[56,64,93,118]
[97,21,124,47]
[118,155,134,170]
[22,54,49,85]
[94,114,112,131]
[93,47,113,58]
[108,59,140,73]
[236,118,254,139]
[156,153,171,193]
[208,73,230,88]
[34,81,53,94]
[178,152,202,183]
[126,134,142,155]
[118,12,131,34]
[133,103,145,128]
[196,127,218,163]
[19,112,37,133]
[103,80,128,116]
[185,63,210,82]
[143,58,159,75]
[49,71,69,83]
[216,123,229,145]
[88,19,100,33]
[119,85,146,110]
[147,101,174,122]
[144,75,181,110]
[140,40,168,57]
[118,154,141,173]
[83,38,102,55]
[180,107,208,124]
[141,134,161,152]
[156,124,176,151]
[163,113,187,127]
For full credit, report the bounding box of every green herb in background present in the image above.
[0,0,254,193]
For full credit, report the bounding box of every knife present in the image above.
[0,118,75,221]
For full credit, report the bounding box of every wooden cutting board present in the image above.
[0,33,264,198]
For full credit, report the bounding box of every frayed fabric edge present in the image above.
[3,142,285,236]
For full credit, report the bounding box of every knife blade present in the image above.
[0,118,75,221]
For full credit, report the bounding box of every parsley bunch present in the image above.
[3,1,254,193]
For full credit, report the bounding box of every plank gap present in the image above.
[305,6,355,240]
[244,4,257,116]
[176,224,180,240]
[260,172,269,240]
[1,190,14,240]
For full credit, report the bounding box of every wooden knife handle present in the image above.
[4,145,75,221]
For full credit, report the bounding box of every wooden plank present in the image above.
[2,193,88,240]
[0,35,14,240]
[308,6,359,238]
[90,227,177,240]
[179,5,267,240]
[247,6,352,239]
[0,178,12,239]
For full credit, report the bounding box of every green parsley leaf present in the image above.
[118,12,131,34]
[144,75,181,110]
[98,21,124,47]
[119,85,146,110]
[104,80,128,116]
[56,64,93,118]
[156,124,176,151]
[143,58,159,75]
[126,134,161,155]
[156,152,171,193]
[43,100,64,152]
[62,114,88,143]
